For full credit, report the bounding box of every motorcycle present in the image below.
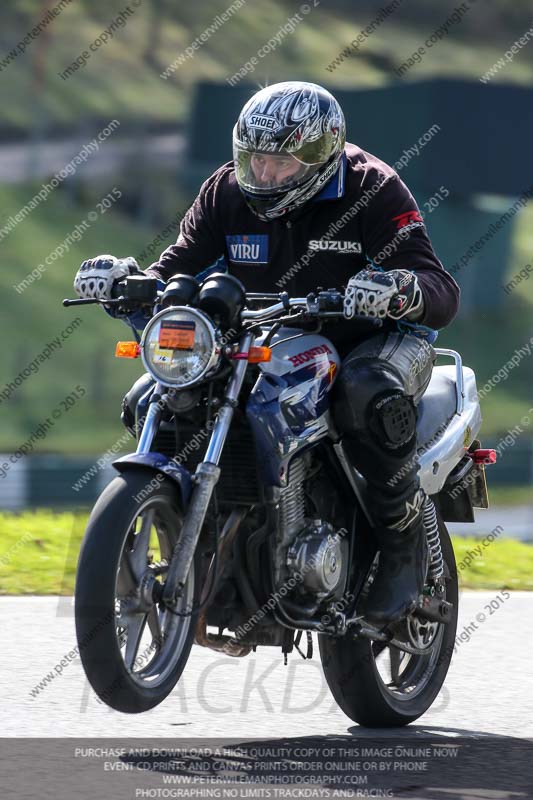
[64,271,496,725]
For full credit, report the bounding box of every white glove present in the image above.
[344,268,424,321]
[73,255,142,301]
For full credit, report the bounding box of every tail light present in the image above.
[469,448,497,465]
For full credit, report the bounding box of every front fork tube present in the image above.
[162,333,254,608]
[136,384,165,454]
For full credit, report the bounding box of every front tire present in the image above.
[75,470,199,713]
[319,512,458,727]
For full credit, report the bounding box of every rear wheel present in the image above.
[319,512,457,727]
[75,471,199,713]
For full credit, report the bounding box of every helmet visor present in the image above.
[234,146,324,197]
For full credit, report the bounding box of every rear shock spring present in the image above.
[424,497,444,579]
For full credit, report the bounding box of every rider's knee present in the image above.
[333,357,415,452]
[369,390,417,454]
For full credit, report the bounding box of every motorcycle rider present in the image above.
[73,81,460,626]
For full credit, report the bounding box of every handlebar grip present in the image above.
[110,279,127,299]
[389,296,404,312]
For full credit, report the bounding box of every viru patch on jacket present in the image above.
[226,234,269,264]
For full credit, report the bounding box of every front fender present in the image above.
[113,453,193,506]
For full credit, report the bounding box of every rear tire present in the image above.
[75,470,199,714]
[319,511,457,727]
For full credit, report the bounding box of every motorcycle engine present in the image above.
[273,454,349,604]
[286,521,347,598]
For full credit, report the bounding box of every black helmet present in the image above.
[233,81,346,221]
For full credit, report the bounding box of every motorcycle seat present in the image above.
[416,366,458,449]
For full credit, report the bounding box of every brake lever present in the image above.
[62,296,127,308]
[355,315,383,328]
[320,311,384,328]
[62,298,100,307]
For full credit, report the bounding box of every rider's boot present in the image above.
[364,505,428,627]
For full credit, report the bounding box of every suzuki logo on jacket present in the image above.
[226,234,269,264]
[308,239,362,253]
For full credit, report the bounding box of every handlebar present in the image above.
[62,277,150,308]
[62,280,383,328]
[240,290,383,329]
[241,298,308,320]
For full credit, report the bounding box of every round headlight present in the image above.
[141,307,218,388]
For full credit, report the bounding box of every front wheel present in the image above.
[75,471,199,713]
[319,512,458,727]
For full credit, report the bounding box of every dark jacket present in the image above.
[148,142,460,336]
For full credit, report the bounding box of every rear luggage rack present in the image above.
[433,348,464,414]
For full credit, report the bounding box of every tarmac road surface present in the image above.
[2,592,532,799]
